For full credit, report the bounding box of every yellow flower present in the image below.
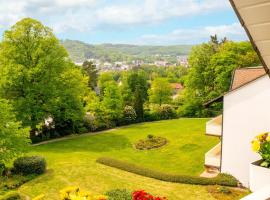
[94,195,108,200]
[252,139,260,152]
[256,132,269,141]
[267,136,270,142]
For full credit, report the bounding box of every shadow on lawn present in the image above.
[33,133,132,153]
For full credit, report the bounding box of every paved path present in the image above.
[32,128,116,146]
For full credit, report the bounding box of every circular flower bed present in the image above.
[135,135,168,150]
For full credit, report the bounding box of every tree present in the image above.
[126,70,148,121]
[102,81,123,122]
[148,78,172,105]
[181,37,260,117]
[0,99,29,164]
[98,72,114,97]
[0,18,87,136]
[82,61,98,90]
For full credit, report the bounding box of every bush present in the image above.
[106,189,132,200]
[135,135,167,150]
[0,192,22,200]
[123,106,137,124]
[13,156,46,175]
[157,104,177,120]
[96,157,238,187]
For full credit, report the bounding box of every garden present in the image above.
[0,119,249,200]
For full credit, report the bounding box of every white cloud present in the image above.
[96,0,230,25]
[0,0,231,33]
[138,23,247,45]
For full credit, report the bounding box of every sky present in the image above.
[0,0,248,45]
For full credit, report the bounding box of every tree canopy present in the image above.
[0,99,29,163]
[0,18,88,135]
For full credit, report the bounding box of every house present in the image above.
[204,0,270,198]
[205,67,267,182]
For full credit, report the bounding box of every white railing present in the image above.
[206,115,222,136]
[205,142,221,168]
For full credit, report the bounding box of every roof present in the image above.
[230,67,266,90]
[229,0,270,75]
[171,83,184,90]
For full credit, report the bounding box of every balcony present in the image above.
[206,115,222,136]
[205,142,221,169]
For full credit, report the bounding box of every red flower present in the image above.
[132,190,167,200]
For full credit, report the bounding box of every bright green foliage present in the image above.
[0,18,87,133]
[148,78,172,105]
[102,81,123,121]
[98,72,115,97]
[0,99,29,164]
[126,70,148,121]
[82,61,98,90]
[51,66,88,133]
[181,39,260,117]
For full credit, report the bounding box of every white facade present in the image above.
[221,75,270,187]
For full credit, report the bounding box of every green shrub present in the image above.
[13,156,46,175]
[135,135,167,150]
[96,157,238,187]
[0,191,22,200]
[123,106,137,124]
[105,189,132,200]
[157,104,177,120]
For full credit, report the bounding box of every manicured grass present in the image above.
[15,119,245,199]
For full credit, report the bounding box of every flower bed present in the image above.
[135,135,167,150]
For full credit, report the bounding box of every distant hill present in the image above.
[61,40,193,63]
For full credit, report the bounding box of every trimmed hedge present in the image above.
[96,157,238,187]
[13,156,46,175]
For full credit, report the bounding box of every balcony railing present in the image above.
[205,142,221,169]
[206,115,222,136]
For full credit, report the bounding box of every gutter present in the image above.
[228,0,270,77]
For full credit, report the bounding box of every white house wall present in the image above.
[222,75,270,187]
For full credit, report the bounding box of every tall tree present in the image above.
[0,99,29,164]
[102,81,123,121]
[0,18,87,135]
[148,78,172,105]
[126,70,148,121]
[82,60,98,90]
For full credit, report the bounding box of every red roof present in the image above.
[171,83,184,90]
[230,67,266,91]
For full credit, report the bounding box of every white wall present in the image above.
[222,75,270,187]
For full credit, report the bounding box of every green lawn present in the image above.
[16,119,243,199]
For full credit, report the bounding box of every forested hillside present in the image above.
[61,39,193,63]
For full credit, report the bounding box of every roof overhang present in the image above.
[229,0,270,76]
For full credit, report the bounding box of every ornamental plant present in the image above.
[60,187,107,200]
[251,132,270,167]
[132,190,167,200]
